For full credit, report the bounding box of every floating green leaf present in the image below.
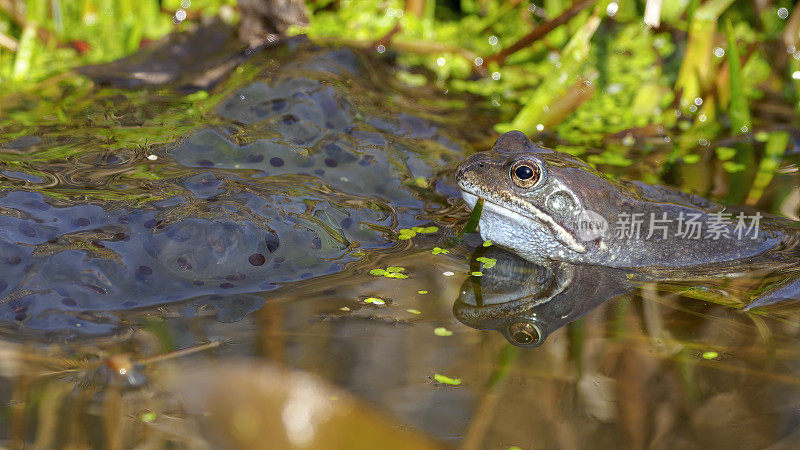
[397,226,439,240]
[434,327,453,336]
[370,267,409,279]
[476,257,497,269]
[433,373,462,385]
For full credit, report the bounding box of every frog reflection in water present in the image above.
[454,247,631,347]
[456,131,800,310]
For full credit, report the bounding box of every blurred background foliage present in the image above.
[0,0,798,163]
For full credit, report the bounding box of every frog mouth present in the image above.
[459,188,587,254]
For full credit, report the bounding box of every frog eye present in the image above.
[510,160,543,188]
[507,322,541,346]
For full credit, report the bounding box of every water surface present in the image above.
[1,40,800,449]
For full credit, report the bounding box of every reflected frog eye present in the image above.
[508,322,541,346]
[510,160,543,189]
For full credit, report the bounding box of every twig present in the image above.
[482,0,596,68]
[373,22,402,49]
[644,0,662,28]
[0,30,18,51]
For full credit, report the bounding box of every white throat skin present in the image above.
[459,187,587,257]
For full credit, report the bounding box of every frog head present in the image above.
[456,131,619,264]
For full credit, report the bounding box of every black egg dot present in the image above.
[75,218,90,226]
[220,282,235,289]
[198,160,214,167]
[27,200,49,211]
[112,232,128,241]
[281,114,298,124]
[271,99,286,111]
[138,265,153,275]
[143,219,157,229]
[47,237,59,244]
[14,313,26,321]
[19,224,36,237]
[324,158,338,168]
[514,165,534,180]
[265,233,280,253]
[270,157,285,167]
[249,253,266,266]
[61,297,77,307]
[341,217,353,228]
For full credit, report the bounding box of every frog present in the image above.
[456,131,800,310]
[454,247,632,347]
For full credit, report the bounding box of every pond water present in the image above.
[1,38,800,448]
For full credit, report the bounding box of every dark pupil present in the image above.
[515,165,535,180]
[512,331,533,344]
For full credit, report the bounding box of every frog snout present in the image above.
[455,153,494,183]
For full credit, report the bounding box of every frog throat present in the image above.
[461,189,587,254]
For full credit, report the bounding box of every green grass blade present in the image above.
[726,19,750,134]
[460,197,484,236]
[746,132,789,205]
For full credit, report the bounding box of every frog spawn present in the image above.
[0,48,461,335]
[0,188,394,334]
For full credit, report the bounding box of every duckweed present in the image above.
[431,247,450,255]
[434,327,453,336]
[397,226,440,240]
[364,297,386,305]
[702,351,719,360]
[407,309,422,315]
[433,374,462,386]
[369,267,409,279]
[475,256,497,269]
